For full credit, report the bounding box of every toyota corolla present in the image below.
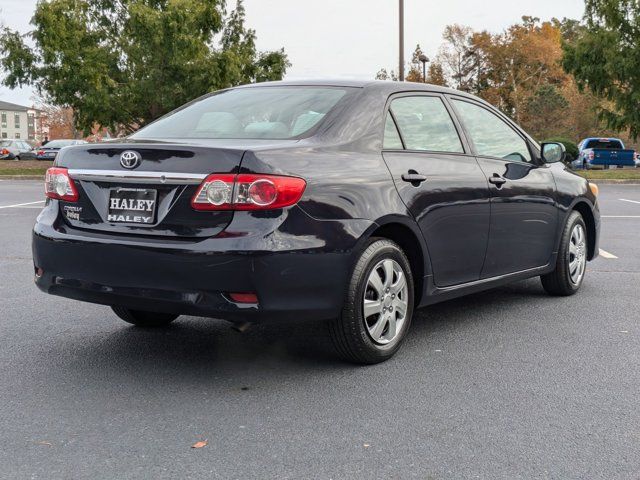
[32,81,600,364]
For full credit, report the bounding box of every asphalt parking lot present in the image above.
[0,180,639,479]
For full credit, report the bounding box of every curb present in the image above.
[585,180,640,184]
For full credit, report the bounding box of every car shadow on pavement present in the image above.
[37,279,551,384]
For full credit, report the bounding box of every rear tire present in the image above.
[111,306,178,327]
[329,238,414,364]
[541,211,588,296]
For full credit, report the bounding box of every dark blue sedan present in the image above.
[32,81,600,363]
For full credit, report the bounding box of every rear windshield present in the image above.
[132,87,354,140]
[585,139,624,150]
[45,140,78,148]
[0,141,14,147]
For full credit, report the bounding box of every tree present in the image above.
[405,44,426,83]
[522,85,569,139]
[562,0,640,138]
[437,25,476,91]
[426,62,448,87]
[40,104,79,139]
[0,0,289,134]
[375,68,398,81]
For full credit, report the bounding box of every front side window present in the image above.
[132,87,354,140]
[389,96,463,153]
[452,99,531,162]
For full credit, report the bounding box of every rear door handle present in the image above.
[489,174,507,187]
[401,173,428,184]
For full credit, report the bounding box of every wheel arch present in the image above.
[363,217,430,306]
[572,200,597,260]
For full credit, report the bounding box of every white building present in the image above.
[0,101,45,142]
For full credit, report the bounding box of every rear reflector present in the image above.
[192,174,306,211]
[229,292,259,304]
[45,167,79,202]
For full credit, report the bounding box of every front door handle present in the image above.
[489,174,507,187]
[402,172,428,184]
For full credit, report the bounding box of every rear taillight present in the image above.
[37,150,45,156]
[45,167,78,202]
[191,174,306,211]
[588,151,595,161]
[1,148,9,155]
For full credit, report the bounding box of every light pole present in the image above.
[419,54,429,83]
[399,0,404,81]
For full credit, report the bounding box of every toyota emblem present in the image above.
[120,150,141,169]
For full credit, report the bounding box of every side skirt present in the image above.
[418,257,557,308]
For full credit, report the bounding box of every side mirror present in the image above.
[541,142,565,164]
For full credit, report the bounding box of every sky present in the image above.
[0,0,586,107]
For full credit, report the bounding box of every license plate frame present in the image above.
[107,188,157,225]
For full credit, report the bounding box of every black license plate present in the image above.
[108,188,157,224]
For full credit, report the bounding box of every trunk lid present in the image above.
[55,142,246,238]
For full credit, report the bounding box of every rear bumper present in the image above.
[588,159,635,167]
[32,202,373,323]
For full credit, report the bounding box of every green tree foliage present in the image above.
[562,0,640,138]
[0,0,289,133]
[523,85,569,140]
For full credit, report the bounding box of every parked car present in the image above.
[0,139,35,160]
[32,81,600,364]
[572,137,636,169]
[635,152,640,168]
[35,139,87,160]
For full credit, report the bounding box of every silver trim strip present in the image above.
[67,169,207,185]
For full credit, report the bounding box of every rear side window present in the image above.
[452,99,531,162]
[389,97,463,153]
[132,87,354,140]
[383,114,404,149]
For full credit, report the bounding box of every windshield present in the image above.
[46,140,77,148]
[585,139,624,150]
[132,86,354,140]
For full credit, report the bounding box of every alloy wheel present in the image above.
[363,259,409,345]
[568,223,587,285]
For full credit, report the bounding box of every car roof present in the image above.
[234,79,476,98]
[582,137,622,142]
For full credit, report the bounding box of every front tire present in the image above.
[330,238,414,364]
[111,306,178,327]
[541,211,588,296]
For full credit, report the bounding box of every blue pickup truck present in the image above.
[573,138,637,169]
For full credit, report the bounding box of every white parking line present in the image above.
[0,200,44,209]
[599,249,618,259]
[602,215,640,218]
[620,198,640,205]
